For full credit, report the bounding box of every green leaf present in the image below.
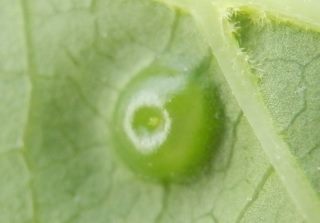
[1,0,320,222]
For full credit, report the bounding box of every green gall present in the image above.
[112,66,223,182]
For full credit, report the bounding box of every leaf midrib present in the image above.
[20,0,38,222]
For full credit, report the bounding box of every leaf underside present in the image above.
[1,0,320,223]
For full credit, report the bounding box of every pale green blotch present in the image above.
[112,66,223,182]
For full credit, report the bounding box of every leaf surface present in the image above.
[1,0,320,222]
